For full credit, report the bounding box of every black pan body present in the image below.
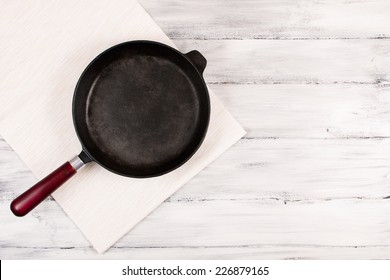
[73,41,210,177]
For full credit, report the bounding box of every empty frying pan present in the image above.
[11,41,210,216]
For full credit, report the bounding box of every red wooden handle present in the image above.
[10,162,77,216]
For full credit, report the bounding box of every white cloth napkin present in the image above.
[0,0,245,253]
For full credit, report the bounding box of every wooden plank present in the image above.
[3,137,390,202]
[210,84,390,138]
[139,0,390,39]
[180,137,390,201]
[1,246,390,260]
[1,199,389,258]
[174,40,390,84]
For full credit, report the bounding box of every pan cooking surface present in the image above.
[73,42,209,177]
[87,56,199,169]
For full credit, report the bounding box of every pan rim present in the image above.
[72,40,210,178]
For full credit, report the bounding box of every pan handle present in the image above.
[10,155,85,217]
[185,50,207,74]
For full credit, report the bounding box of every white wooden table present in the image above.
[1,0,390,259]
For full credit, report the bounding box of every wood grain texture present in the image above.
[139,0,390,39]
[2,0,390,259]
[211,84,390,138]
